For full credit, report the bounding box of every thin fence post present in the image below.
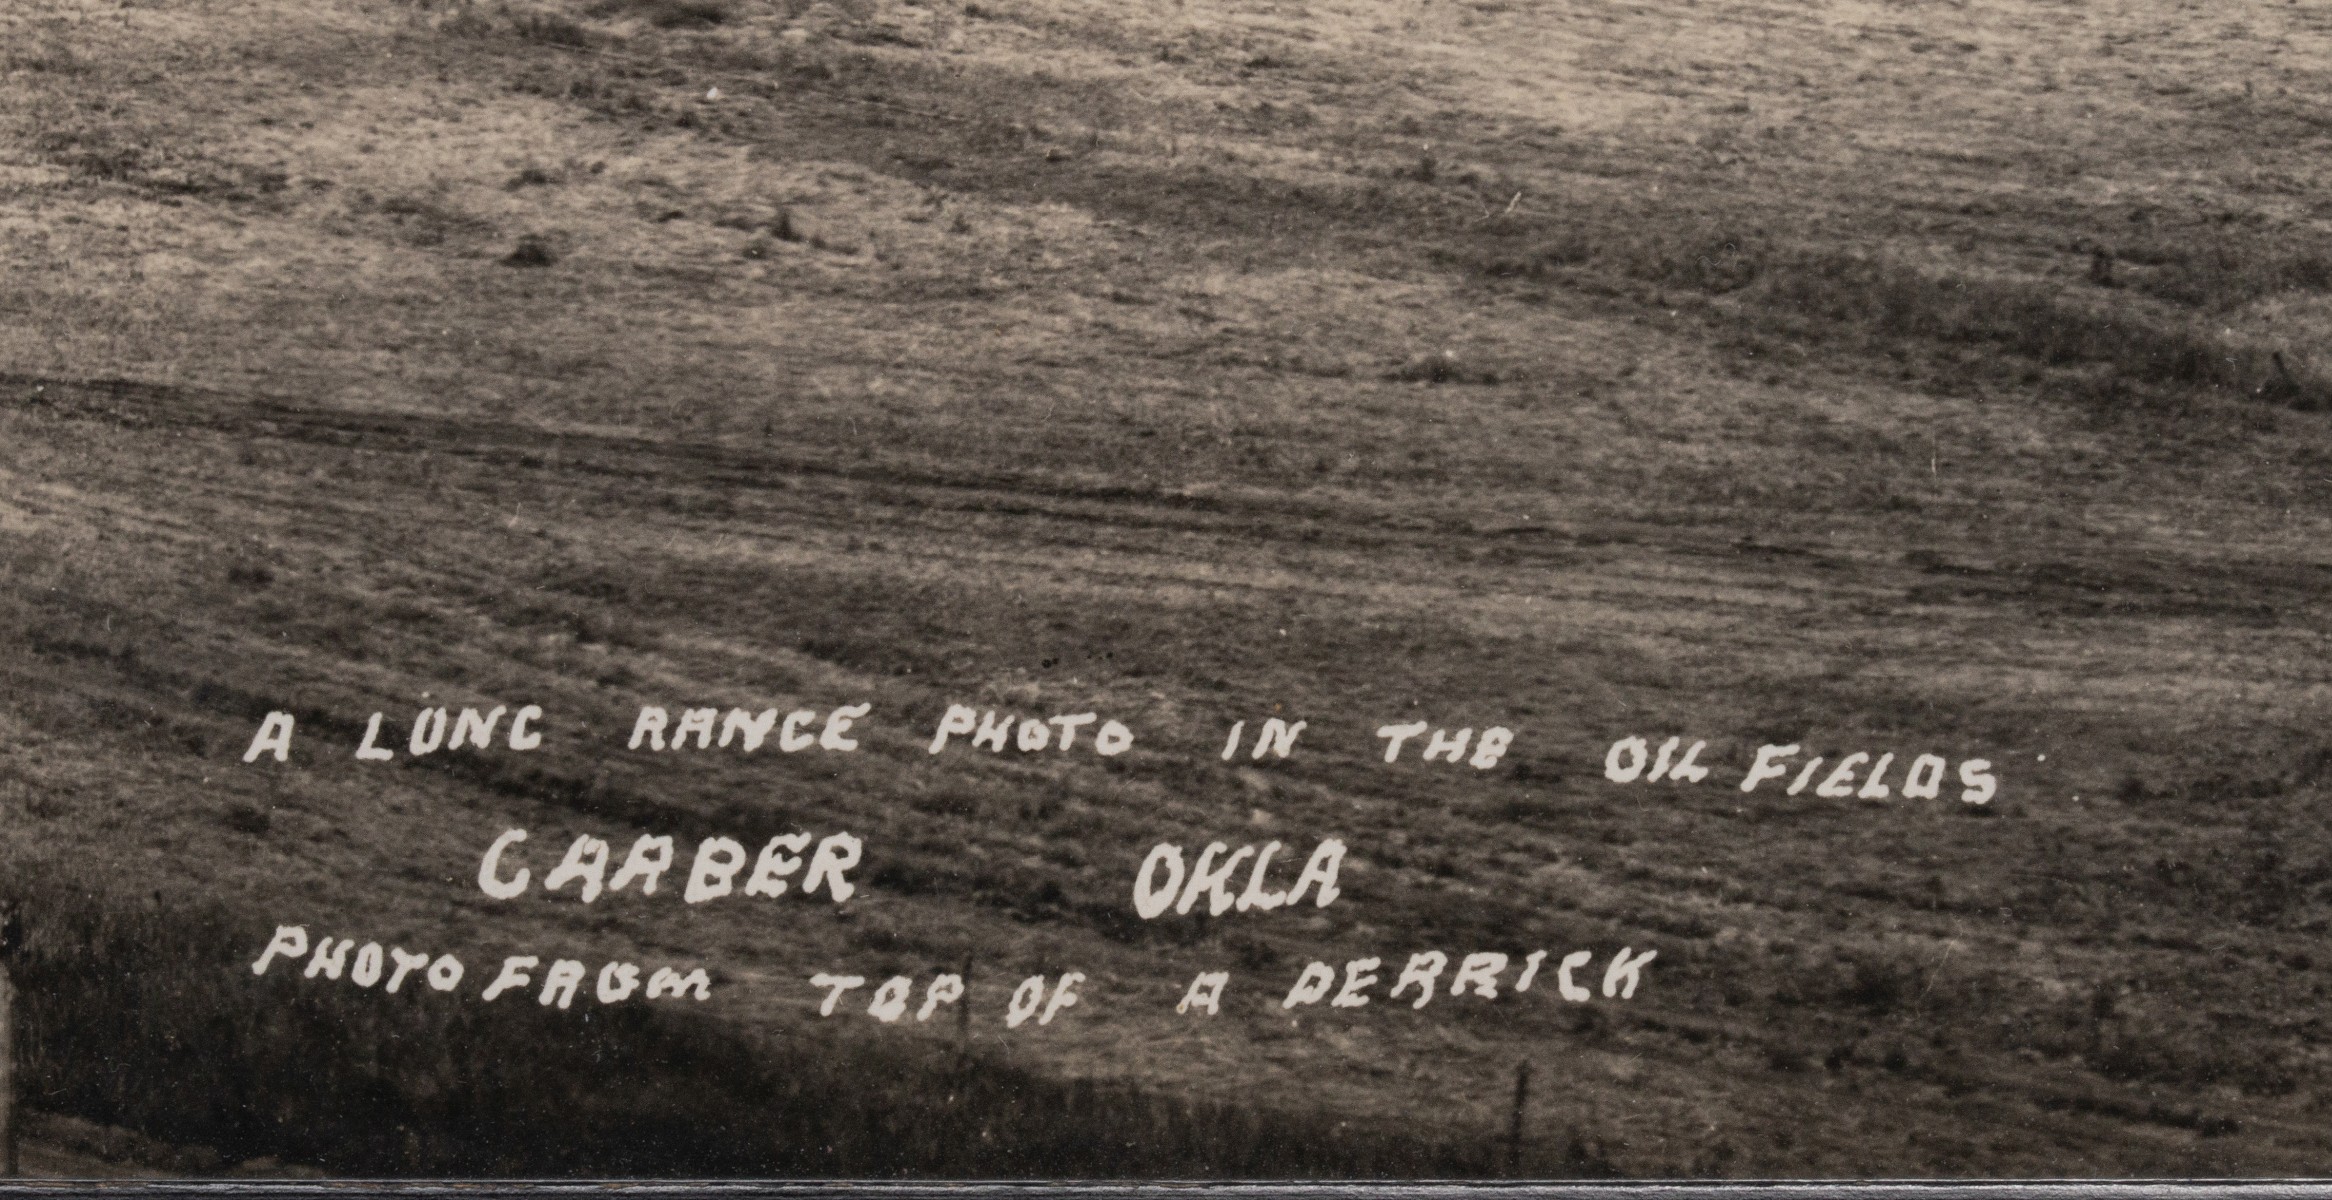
[1,905,22,1178]
[1506,1059,1530,1176]
[955,955,973,1066]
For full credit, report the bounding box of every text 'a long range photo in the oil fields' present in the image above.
[1,0,2329,1182]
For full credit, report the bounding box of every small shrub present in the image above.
[1386,350,1501,385]
[436,8,499,38]
[37,129,146,182]
[509,11,591,45]
[1840,954,1910,1015]
[597,0,733,27]
[659,0,732,26]
[221,804,271,835]
[1764,1045,1809,1073]
[5,44,90,75]
[502,235,561,267]
[375,192,494,247]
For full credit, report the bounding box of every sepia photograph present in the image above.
[0,0,2328,1180]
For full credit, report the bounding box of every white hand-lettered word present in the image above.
[805,971,966,1023]
[477,828,863,904]
[1277,946,1656,1011]
[802,969,965,1025]
[1177,970,1231,1015]
[1374,722,1513,769]
[1602,737,1999,803]
[1599,735,1712,784]
[252,926,709,1008]
[628,704,871,753]
[1220,718,1306,761]
[1737,744,1994,804]
[1132,838,1345,919]
[253,925,464,993]
[482,954,710,1006]
[810,970,1083,1028]
[241,704,547,764]
[927,705,1131,757]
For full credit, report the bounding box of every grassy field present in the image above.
[3,0,2332,1176]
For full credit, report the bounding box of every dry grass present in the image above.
[1,0,2330,1178]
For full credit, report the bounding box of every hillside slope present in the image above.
[3,0,2332,1176]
